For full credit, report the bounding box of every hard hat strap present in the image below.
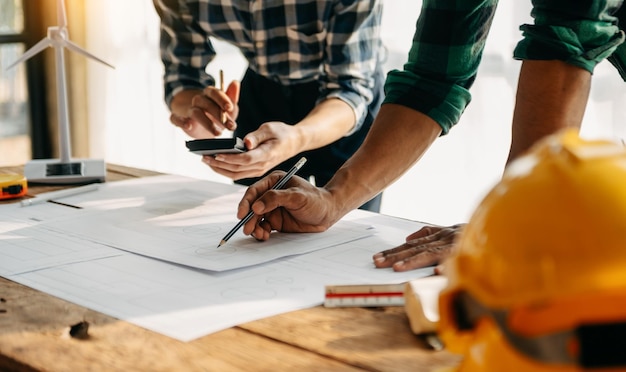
[453,291,626,367]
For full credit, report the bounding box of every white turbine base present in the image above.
[24,158,106,184]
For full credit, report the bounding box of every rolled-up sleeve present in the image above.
[321,0,383,135]
[609,3,626,80]
[514,0,625,74]
[153,0,217,107]
[383,0,498,135]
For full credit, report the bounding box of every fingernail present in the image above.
[372,253,383,259]
[374,256,385,263]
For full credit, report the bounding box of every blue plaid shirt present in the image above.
[154,0,383,131]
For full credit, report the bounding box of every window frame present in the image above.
[0,0,51,159]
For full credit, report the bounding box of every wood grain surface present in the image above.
[0,164,461,371]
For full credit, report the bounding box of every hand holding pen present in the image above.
[207,69,238,131]
[225,156,340,244]
[168,70,239,138]
[218,157,307,247]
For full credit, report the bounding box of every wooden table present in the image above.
[0,164,461,372]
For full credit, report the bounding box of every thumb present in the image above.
[244,124,273,150]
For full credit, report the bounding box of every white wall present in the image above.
[85,0,626,227]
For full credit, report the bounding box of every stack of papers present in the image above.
[0,175,433,341]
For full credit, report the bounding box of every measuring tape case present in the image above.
[0,174,28,200]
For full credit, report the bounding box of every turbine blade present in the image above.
[5,38,52,70]
[58,0,68,28]
[63,40,115,69]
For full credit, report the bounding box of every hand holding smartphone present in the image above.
[185,137,247,156]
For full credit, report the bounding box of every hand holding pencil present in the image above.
[228,157,339,244]
[168,71,239,137]
[183,70,239,136]
[213,69,240,130]
[218,157,307,247]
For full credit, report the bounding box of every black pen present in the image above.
[217,157,307,247]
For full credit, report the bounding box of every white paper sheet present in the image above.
[0,175,230,275]
[0,202,123,275]
[1,175,434,342]
[7,212,431,341]
[38,182,374,271]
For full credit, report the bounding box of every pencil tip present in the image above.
[217,240,226,248]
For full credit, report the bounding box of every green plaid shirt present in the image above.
[384,0,625,135]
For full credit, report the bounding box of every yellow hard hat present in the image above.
[438,130,626,371]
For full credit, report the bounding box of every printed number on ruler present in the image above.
[324,283,406,307]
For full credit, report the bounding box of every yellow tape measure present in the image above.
[0,174,28,200]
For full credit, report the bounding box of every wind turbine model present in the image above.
[6,0,113,184]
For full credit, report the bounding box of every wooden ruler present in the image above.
[324,283,406,307]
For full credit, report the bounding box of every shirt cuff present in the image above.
[383,69,472,135]
[322,91,368,137]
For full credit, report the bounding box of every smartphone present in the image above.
[185,137,247,156]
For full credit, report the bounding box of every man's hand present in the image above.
[169,82,240,138]
[237,172,341,241]
[203,121,300,180]
[373,224,465,272]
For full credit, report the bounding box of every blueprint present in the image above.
[41,190,374,271]
[0,175,434,341]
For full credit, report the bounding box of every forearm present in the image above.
[324,104,442,219]
[508,60,591,163]
[294,98,357,152]
[507,0,619,162]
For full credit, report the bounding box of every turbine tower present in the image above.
[6,0,113,184]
